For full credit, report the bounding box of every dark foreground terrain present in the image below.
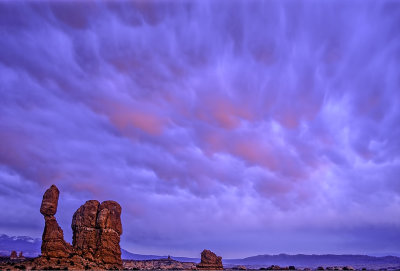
[1,255,400,271]
[4,236,400,271]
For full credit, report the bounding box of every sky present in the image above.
[0,0,400,259]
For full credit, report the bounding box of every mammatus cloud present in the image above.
[0,0,399,257]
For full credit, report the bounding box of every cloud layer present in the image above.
[0,0,399,257]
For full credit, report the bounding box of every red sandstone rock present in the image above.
[72,200,100,228]
[40,185,59,216]
[97,201,122,234]
[42,216,72,258]
[40,185,72,258]
[197,249,223,270]
[35,185,123,269]
[96,201,122,267]
[72,200,100,261]
[71,199,123,268]
[10,250,17,260]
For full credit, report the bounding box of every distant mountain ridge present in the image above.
[1,234,399,269]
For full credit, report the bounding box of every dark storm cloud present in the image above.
[0,0,399,257]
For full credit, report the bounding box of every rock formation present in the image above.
[96,201,123,266]
[197,249,223,270]
[10,250,17,260]
[72,200,123,267]
[40,185,72,258]
[34,184,123,270]
[18,251,25,260]
[267,265,282,270]
[40,184,59,216]
[71,200,100,261]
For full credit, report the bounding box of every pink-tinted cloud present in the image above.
[101,100,168,136]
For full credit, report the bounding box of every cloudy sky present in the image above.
[1,0,400,258]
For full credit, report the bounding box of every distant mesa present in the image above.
[197,249,224,270]
[34,184,123,270]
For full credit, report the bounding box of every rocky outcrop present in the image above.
[10,251,17,260]
[34,184,123,270]
[72,200,123,268]
[96,201,123,266]
[40,184,59,216]
[40,185,72,258]
[71,200,100,261]
[197,249,223,270]
[267,265,283,270]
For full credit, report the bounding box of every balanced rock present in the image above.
[40,185,72,258]
[197,249,223,270]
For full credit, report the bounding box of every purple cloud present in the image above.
[0,0,399,257]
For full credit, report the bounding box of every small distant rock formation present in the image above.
[196,249,223,270]
[10,250,17,260]
[18,251,25,260]
[8,250,25,261]
[267,265,282,270]
[33,184,123,270]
